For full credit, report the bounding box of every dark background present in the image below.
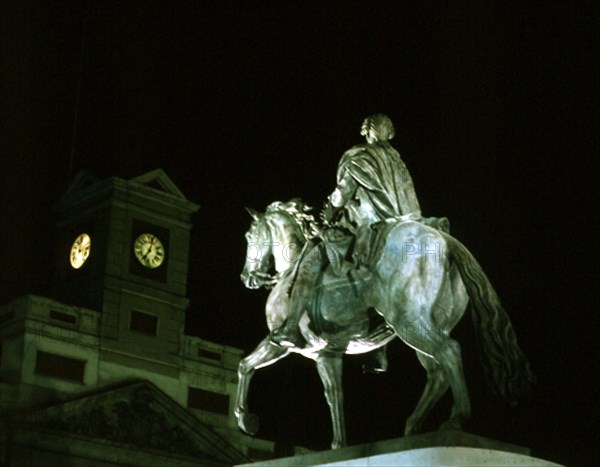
[1,2,597,465]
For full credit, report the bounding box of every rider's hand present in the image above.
[321,200,339,226]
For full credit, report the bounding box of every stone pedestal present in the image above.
[237,430,563,466]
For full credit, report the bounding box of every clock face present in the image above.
[133,233,165,269]
[70,233,91,269]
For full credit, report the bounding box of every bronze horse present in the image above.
[236,200,533,449]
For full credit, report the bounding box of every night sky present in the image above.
[1,2,597,465]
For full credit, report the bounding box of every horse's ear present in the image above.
[246,207,260,220]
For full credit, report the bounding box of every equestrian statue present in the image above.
[236,114,535,449]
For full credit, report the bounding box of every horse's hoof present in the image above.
[439,419,463,432]
[238,411,260,435]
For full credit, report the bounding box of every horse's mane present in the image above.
[265,198,319,241]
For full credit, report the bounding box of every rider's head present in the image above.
[361,114,395,144]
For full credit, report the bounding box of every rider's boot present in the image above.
[362,345,388,374]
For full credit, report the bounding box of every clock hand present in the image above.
[142,245,154,260]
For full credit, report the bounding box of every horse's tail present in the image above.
[445,235,535,404]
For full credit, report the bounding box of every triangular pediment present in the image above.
[63,169,100,195]
[55,168,199,214]
[16,380,248,465]
[130,168,187,200]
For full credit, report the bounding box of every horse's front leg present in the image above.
[235,337,289,435]
[316,353,346,449]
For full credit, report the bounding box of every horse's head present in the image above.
[241,208,276,289]
[241,199,317,289]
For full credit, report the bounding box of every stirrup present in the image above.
[271,327,304,348]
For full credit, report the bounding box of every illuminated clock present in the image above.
[70,233,91,269]
[133,233,165,269]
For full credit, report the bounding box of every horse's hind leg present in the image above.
[235,337,289,435]
[404,351,449,435]
[395,323,471,432]
[434,337,471,431]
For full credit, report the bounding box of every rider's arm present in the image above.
[322,171,358,224]
[330,170,358,208]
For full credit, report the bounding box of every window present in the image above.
[197,347,221,362]
[50,309,77,325]
[187,387,229,414]
[130,310,158,336]
[34,350,85,383]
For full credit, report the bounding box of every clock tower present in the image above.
[52,169,199,364]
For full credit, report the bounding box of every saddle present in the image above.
[323,216,450,275]
[288,216,450,337]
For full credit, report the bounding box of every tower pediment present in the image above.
[130,168,187,200]
[62,169,101,195]
[55,168,200,215]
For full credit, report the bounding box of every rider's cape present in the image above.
[337,141,421,220]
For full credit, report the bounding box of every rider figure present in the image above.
[324,113,423,267]
[272,114,437,363]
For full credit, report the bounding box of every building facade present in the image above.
[0,169,274,465]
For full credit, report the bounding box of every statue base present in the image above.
[237,430,563,466]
